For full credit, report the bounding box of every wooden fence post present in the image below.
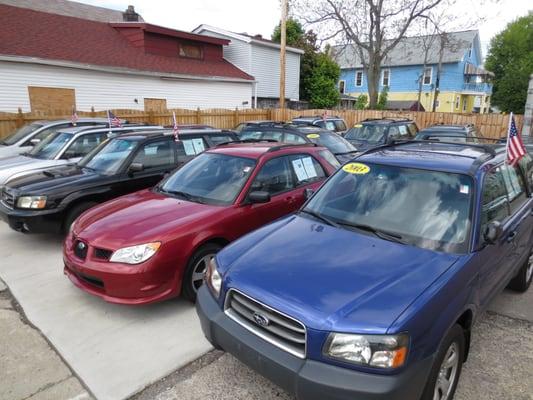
[196,107,201,124]
[234,107,238,127]
[90,106,96,118]
[16,107,24,128]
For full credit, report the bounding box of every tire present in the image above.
[182,243,222,302]
[420,324,465,400]
[507,251,533,293]
[63,202,98,234]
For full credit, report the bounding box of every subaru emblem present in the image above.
[252,312,269,327]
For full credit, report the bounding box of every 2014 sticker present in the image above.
[307,133,320,139]
[342,162,370,174]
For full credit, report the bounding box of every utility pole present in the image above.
[279,0,288,110]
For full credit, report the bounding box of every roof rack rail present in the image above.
[266,142,318,153]
[216,139,278,146]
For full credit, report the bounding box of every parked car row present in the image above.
[0,117,529,400]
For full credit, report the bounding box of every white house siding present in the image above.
[195,30,252,74]
[251,44,300,100]
[0,61,253,112]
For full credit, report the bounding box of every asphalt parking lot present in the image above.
[1,221,532,400]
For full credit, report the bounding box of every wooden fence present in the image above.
[0,107,524,140]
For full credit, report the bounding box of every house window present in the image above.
[179,43,203,59]
[355,71,363,87]
[463,97,468,112]
[423,67,432,85]
[339,80,345,94]
[381,69,390,87]
[455,95,460,109]
[435,100,440,109]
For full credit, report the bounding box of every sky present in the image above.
[80,0,531,58]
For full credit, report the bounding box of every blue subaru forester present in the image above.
[197,141,533,400]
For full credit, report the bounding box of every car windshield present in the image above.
[417,132,468,143]
[306,131,357,154]
[345,124,388,143]
[27,131,73,159]
[159,153,256,205]
[79,138,138,174]
[303,162,473,253]
[1,123,43,146]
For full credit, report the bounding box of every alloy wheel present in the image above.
[433,342,460,400]
[526,252,533,283]
[191,254,215,293]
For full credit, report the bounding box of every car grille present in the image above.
[94,248,113,260]
[1,188,14,209]
[224,289,307,359]
[73,240,88,260]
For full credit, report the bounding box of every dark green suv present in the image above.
[343,118,418,151]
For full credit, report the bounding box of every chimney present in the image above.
[254,34,263,39]
[123,5,140,22]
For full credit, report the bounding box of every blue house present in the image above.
[333,30,493,113]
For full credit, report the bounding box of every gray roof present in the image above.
[333,30,479,69]
[0,0,143,23]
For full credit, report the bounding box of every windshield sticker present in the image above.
[307,133,320,139]
[243,166,252,173]
[354,124,363,128]
[459,184,470,194]
[342,162,370,175]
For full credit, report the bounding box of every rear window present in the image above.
[208,135,235,145]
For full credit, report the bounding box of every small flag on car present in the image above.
[107,110,122,128]
[322,111,327,121]
[172,111,180,142]
[71,108,78,126]
[505,112,526,166]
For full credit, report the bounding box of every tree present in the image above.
[376,86,389,110]
[308,53,341,108]
[272,18,340,107]
[485,12,533,114]
[355,94,368,109]
[294,0,458,108]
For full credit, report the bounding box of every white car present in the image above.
[0,118,114,159]
[0,125,163,185]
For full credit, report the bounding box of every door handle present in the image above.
[506,230,517,243]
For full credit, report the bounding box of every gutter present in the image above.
[0,55,256,84]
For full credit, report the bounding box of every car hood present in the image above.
[0,145,20,158]
[5,165,98,193]
[0,155,65,185]
[75,190,222,248]
[220,215,459,333]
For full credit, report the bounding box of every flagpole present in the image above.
[505,112,513,164]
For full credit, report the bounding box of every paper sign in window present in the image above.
[292,159,308,181]
[302,157,317,179]
[183,140,196,156]
[192,138,205,154]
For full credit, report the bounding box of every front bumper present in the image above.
[0,202,63,233]
[196,285,433,400]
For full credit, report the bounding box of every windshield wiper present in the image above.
[299,209,340,228]
[334,150,359,156]
[337,222,407,245]
[158,188,206,204]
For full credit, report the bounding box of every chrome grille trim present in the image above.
[224,289,307,359]
[1,188,14,209]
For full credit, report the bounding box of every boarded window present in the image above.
[179,43,203,59]
[144,98,167,111]
[28,86,75,113]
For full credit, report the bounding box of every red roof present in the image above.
[0,4,253,81]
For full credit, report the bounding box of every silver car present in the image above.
[0,118,116,159]
[0,125,163,185]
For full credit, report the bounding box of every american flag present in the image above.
[172,111,179,141]
[107,110,122,128]
[322,111,328,121]
[71,108,78,126]
[505,113,526,166]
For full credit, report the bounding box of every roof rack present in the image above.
[362,117,412,122]
[266,143,317,152]
[216,139,278,146]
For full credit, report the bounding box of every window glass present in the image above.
[62,133,108,159]
[0,123,43,146]
[423,67,432,85]
[306,132,356,154]
[382,69,390,86]
[131,139,175,168]
[207,135,235,145]
[177,137,206,157]
[289,154,326,185]
[345,124,387,143]
[251,156,294,195]
[334,120,347,132]
[339,80,345,94]
[284,133,306,144]
[179,43,203,59]
[322,121,337,131]
[80,138,137,174]
[239,131,263,140]
[398,125,410,137]
[500,164,528,212]
[27,131,74,159]
[388,126,401,140]
[234,124,245,133]
[355,71,363,86]
[262,131,283,141]
[481,167,510,235]
[319,149,341,169]
[518,154,533,192]
[408,124,418,135]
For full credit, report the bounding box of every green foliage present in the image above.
[355,94,368,110]
[376,86,389,110]
[485,12,533,113]
[271,18,339,107]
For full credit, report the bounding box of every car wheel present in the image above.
[420,324,465,400]
[63,202,97,234]
[182,243,222,302]
[507,248,533,292]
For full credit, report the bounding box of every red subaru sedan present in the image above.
[63,142,339,304]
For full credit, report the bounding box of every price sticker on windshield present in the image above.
[307,133,320,139]
[354,124,363,128]
[342,162,370,175]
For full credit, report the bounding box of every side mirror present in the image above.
[303,188,314,200]
[128,162,144,174]
[248,191,271,204]
[484,221,502,244]
[30,138,41,146]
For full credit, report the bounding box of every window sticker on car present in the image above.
[354,124,363,128]
[192,138,205,154]
[460,184,470,194]
[342,162,370,174]
[183,140,196,155]
[302,157,317,178]
[307,133,320,139]
[292,157,318,181]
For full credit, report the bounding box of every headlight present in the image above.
[205,257,222,297]
[324,333,408,369]
[16,196,47,209]
[109,242,161,264]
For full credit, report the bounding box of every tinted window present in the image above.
[500,164,528,213]
[319,149,341,169]
[62,133,108,159]
[408,124,418,136]
[239,131,263,140]
[388,126,401,140]
[398,125,411,139]
[28,131,74,159]
[132,139,175,168]
[289,154,326,186]
[160,153,255,205]
[481,167,510,235]
[284,133,307,144]
[80,138,138,174]
[334,120,347,132]
[251,156,294,195]
[307,132,356,155]
[261,131,283,141]
[177,137,206,157]
[345,125,388,143]
[234,123,245,133]
[207,135,235,145]
[0,123,43,146]
[518,154,533,192]
[304,163,473,253]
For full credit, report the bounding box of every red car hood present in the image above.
[75,189,222,248]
